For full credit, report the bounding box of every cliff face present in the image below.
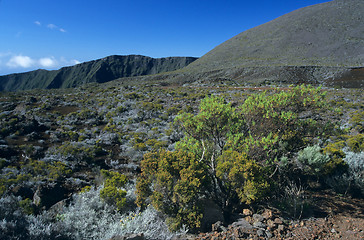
[0,55,197,91]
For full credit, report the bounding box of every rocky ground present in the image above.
[108,189,364,240]
[189,190,364,240]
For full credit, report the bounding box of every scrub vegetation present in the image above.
[0,81,363,239]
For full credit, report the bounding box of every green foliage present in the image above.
[346,134,364,153]
[101,169,127,188]
[0,173,30,196]
[80,185,91,193]
[20,158,72,181]
[56,142,106,162]
[136,150,208,231]
[145,139,168,150]
[216,150,269,204]
[175,95,244,151]
[297,145,330,175]
[100,170,127,211]
[166,105,181,115]
[350,110,364,133]
[0,158,71,197]
[140,102,163,112]
[137,86,331,229]
[124,92,141,100]
[103,121,118,133]
[324,141,346,158]
[240,85,328,161]
[100,186,126,210]
[131,133,148,151]
[65,131,79,141]
[0,158,7,170]
[19,198,36,215]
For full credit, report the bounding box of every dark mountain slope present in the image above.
[0,55,197,91]
[182,0,364,86]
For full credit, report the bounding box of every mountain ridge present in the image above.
[0,55,198,91]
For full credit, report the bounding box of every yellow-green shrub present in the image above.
[100,170,127,211]
[136,150,207,231]
[346,134,364,152]
[136,85,331,230]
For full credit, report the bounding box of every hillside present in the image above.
[181,0,364,86]
[0,55,197,92]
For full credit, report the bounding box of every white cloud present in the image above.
[59,28,66,33]
[47,23,57,30]
[0,53,81,75]
[39,57,57,67]
[34,21,41,26]
[6,55,35,68]
[71,59,81,65]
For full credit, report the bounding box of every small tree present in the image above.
[136,86,330,230]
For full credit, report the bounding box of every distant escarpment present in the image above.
[0,55,197,91]
[181,0,364,87]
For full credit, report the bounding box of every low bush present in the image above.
[279,181,310,219]
[56,185,185,240]
[297,145,330,176]
[326,150,364,197]
[99,170,127,211]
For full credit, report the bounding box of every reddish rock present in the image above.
[274,217,283,225]
[267,219,276,229]
[262,209,273,220]
[277,224,285,233]
[243,208,253,216]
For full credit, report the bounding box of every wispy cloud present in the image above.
[34,21,66,33]
[47,23,57,30]
[47,23,66,33]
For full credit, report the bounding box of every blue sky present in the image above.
[0,0,329,75]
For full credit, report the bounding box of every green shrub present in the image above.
[100,186,126,210]
[19,198,36,215]
[297,145,330,175]
[136,86,330,230]
[56,142,106,162]
[80,185,91,193]
[216,150,269,204]
[0,158,6,169]
[140,102,163,112]
[101,169,127,188]
[100,170,127,211]
[346,134,364,152]
[240,85,328,160]
[124,92,141,100]
[136,150,207,231]
[23,158,72,181]
[145,139,168,150]
[350,110,364,133]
